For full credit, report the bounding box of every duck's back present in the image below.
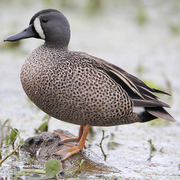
[20,45,133,126]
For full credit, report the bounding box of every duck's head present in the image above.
[4,9,71,47]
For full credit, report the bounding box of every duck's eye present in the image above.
[42,18,48,23]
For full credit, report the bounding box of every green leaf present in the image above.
[45,159,60,178]
[10,128,18,143]
[79,159,85,169]
[74,159,85,169]
[74,160,79,167]
[3,119,10,126]
[6,136,10,145]
[42,115,51,121]
[38,122,48,132]
[35,115,51,134]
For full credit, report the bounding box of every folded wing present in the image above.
[91,57,175,122]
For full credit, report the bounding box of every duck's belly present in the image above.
[20,59,133,126]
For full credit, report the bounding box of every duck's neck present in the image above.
[43,42,69,51]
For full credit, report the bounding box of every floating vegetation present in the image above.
[86,0,102,14]
[169,23,180,35]
[107,141,121,150]
[136,8,148,26]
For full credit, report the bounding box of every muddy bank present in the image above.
[21,129,120,176]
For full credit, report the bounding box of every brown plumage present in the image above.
[4,9,175,161]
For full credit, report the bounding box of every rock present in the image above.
[20,129,120,175]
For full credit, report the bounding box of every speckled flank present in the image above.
[20,45,137,126]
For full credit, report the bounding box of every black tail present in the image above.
[139,107,176,123]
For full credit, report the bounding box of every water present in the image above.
[0,0,180,179]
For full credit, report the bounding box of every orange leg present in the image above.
[56,124,90,162]
[54,125,84,143]
[61,125,84,143]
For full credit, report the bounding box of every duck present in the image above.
[4,9,175,161]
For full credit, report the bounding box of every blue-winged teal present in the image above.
[4,9,175,161]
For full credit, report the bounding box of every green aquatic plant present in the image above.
[107,141,120,150]
[147,139,156,161]
[74,159,85,173]
[148,139,156,154]
[0,126,22,166]
[35,115,51,134]
[136,8,148,25]
[45,159,61,179]
[87,0,102,14]
[0,119,10,148]
[110,132,115,140]
[170,24,180,34]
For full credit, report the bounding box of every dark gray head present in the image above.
[4,9,71,47]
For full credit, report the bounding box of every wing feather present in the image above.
[88,55,170,108]
[78,52,176,122]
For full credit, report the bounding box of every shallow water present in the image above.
[0,0,180,179]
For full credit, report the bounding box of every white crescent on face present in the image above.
[34,17,45,39]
